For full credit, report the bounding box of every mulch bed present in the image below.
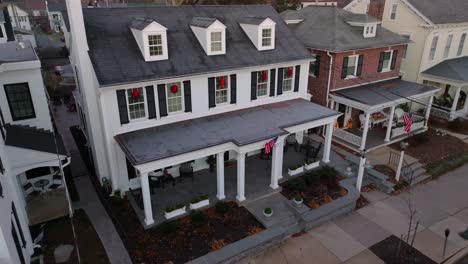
[430,117,468,135]
[370,235,437,264]
[389,129,468,165]
[374,164,395,178]
[31,209,110,264]
[109,200,263,264]
[373,164,411,194]
[355,195,370,209]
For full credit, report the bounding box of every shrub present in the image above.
[284,178,306,192]
[288,164,303,170]
[190,211,206,226]
[318,166,338,180]
[165,204,185,213]
[304,172,320,186]
[427,152,468,178]
[304,158,318,165]
[413,133,429,144]
[215,201,231,215]
[158,220,178,235]
[190,194,209,204]
[294,194,303,202]
[264,208,272,214]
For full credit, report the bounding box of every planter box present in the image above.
[304,161,320,171]
[288,166,304,176]
[189,199,210,210]
[164,206,186,220]
[391,120,425,138]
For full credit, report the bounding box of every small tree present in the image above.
[274,0,301,13]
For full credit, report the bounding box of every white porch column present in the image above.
[270,138,285,189]
[425,96,434,128]
[360,112,370,151]
[329,100,335,110]
[216,153,225,200]
[140,172,154,225]
[385,106,396,142]
[236,152,246,202]
[356,155,366,192]
[451,86,462,118]
[322,122,334,163]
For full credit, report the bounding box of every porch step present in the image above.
[242,187,282,206]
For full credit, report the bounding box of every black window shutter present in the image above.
[390,50,398,70]
[277,68,284,95]
[208,77,216,108]
[157,84,168,117]
[294,65,300,92]
[251,72,257,100]
[230,74,237,104]
[145,85,156,119]
[341,57,349,79]
[315,56,321,77]
[11,203,26,247]
[116,90,129,125]
[356,55,364,76]
[11,220,26,264]
[378,52,385,72]
[269,69,276,97]
[126,158,136,180]
[183,81,192,112]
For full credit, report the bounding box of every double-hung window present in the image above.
[148,34,163,56]
[4,83,35,121]
[282,67,294,92]
[381,51,393,71]
[457,33,466,56]
[167,82,183,113]
[257,70,269,97]
[345,55,359,78]
[444,34,453,58]
[215,76,229,105]
[261,28,272,47]
[390,4,398,20]
[211,32,222,52]
[429,35,439,61]
[126,87,146,120]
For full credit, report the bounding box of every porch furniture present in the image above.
[359,114,367,130]
[311,142,322,161]
[371,112,388,127]
[259,148,271,160]
[23,182,40,196]
[129,188,143,209]
[34,180,50,191]
[179,161,194,183]
[394,108,405,122]
[285,134,298,152]
[48,174,63,190]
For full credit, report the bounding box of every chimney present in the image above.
[3,7,15,41]
[65,0,89,51]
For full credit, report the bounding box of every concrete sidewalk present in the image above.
[239,163,468,264]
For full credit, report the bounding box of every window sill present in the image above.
[381,69,392,73]
[344,75,357,80]
[309,74,316,78]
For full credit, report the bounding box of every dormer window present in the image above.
[130,18,168,62]
[262,28,272,47]
[240,17,276,51]
[191,17,226,56]
[363,25,376,38]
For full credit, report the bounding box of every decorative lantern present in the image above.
[220,77,225,89]
[262,72,268,81]
[346,117,353,129]
[132,89,140,101]
[171,84,178,94]
[287,68,293,76]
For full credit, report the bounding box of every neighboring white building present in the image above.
[381,0,468,119]
[6,4,31,31]
[302,0,371,14]
[66,0,340,227]
[0,10,7,44]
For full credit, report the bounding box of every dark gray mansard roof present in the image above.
[0,41,37,65]
[281,6,410,52]
[407,0,468,24]
[82,5,312,86]
[115,99,339,165]
[5,125,67,156]
[422,56,468,83]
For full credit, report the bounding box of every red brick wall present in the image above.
[307,44,406,106]
[368,0,386,20]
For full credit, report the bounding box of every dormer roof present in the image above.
[81,5,311,86]
[190,17,219,28]
[130,17,167,31]
[239,16,273,25]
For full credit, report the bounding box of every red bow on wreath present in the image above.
[220,77,225,88]
[132,89,140,101]
[262,72,268,81]
[287,68,293,77]
[171,84,178,94]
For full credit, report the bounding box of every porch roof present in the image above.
[5,124,67,156]
[115,99,339,165]
[331,79,439,110]
[421,56,468,84]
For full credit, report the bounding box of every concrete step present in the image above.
[243,188,282,205]
[410,173,431,185]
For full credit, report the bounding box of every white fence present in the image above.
[334,129,362,146]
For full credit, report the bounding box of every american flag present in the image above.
[403,113,413,134]
[264,138,278,154]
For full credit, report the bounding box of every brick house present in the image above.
[282,6,439,190]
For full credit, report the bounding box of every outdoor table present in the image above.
[34,179,50,191]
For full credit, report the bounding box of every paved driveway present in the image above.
[239,163,468,263]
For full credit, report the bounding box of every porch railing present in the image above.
[391,114,426,138]
[334,128,361,147]
[388,151,413,181]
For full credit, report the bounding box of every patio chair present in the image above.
[23,182,40,196]
[179,162,194,183]
[285,134,298,152]
[311,142,322,160]
[48,174,63,190]
[31,224,46,264]
[395,108,405,122]
[129,188,144,210]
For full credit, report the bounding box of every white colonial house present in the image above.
[5,4,31,31]
[0,39,72,246]
[301,0,371,14]
[66,0,341,227]
[381,0,468,120]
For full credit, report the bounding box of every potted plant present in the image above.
[288,164,304,176]
[206,155,216,172]
[294,194,303,205]
[164,204,186,220]
[304,158,320,170]
[263,207,273,218]
[189,194,210,210]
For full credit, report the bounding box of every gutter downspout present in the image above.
[326,51,333,108]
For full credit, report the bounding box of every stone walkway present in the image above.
[53,104,132,264]
[239,163,468,264]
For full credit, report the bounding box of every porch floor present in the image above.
[27,188,69,225]
[130,148,312,227]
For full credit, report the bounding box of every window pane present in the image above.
[4,83,35,121]
[347,56,357,76]
[262,28,272,47]
[382,52,392,70]
[127,88,146,120]
[257,71,268,97]
[458,33,466,56]
[215,76,229,104]
[211,32,222,52]
[167,82,183,112]
[429,36,439,60]
[283,67,293,92]
[444,35,453,58]
[148,34,163,56]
